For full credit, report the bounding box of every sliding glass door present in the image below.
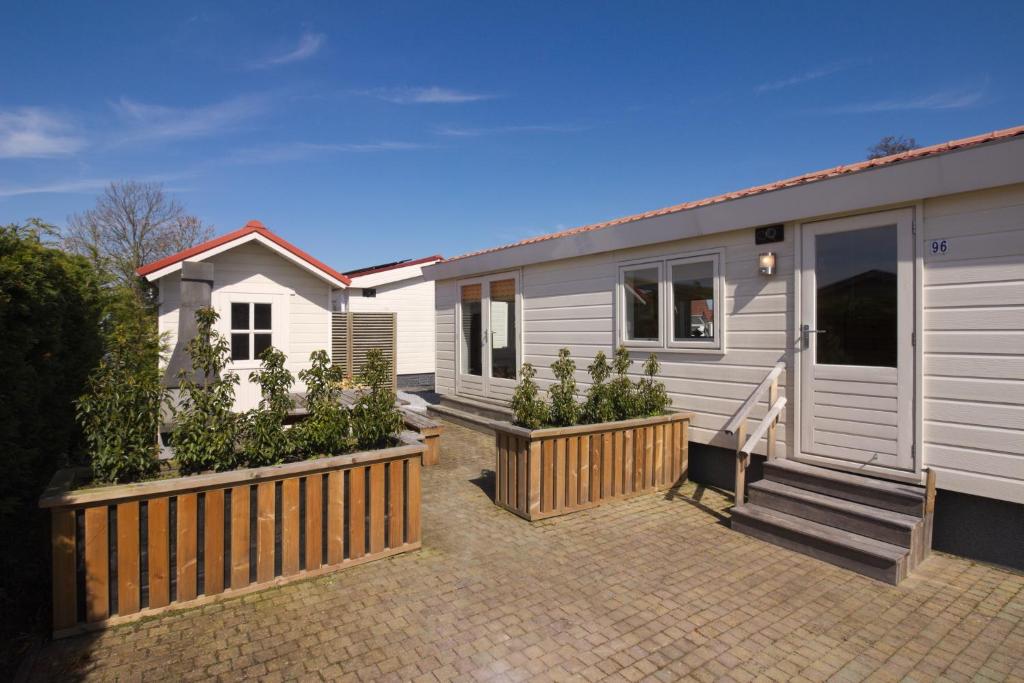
[456,272,520,399]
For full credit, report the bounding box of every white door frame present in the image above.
[454,271,522,400]
[795,208,919,480]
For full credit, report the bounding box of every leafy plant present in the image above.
[608,345,639,420]
[582,350,615,424]
[351,349,403,450]
[240,347,294,467]
[291,350,350,457]
[78,289,166,483]
[172,307,241,474]
[636,353,670,417]
[548,347,580,427]
[511,362,549,430]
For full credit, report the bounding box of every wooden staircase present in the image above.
[732,460,935,585]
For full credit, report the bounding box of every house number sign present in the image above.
[929,239,950,255]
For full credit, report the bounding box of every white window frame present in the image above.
[666,252,723,352]
[617,261,665,348]
[228,301,274,366]
[616,248,725,354]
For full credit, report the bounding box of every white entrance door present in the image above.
[456,272,520,400]
[799,209,915,474]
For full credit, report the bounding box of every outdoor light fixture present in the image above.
[759,252,776,275]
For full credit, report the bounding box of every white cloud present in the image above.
[252,31,325,68]
[435,123,584,137]
[0,108,85,158]
[110,94,269,142]
[755,62,852,94]
[363,86,496,104]
[828,86,986,114]
[0,177,109,197]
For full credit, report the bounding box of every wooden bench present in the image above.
[401,409,444,466]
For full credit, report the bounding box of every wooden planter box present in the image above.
[40,441,425,637]
[492,412,692,521]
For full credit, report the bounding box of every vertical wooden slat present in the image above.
[148,497,170,607]
[613,431,624,497]
[204,489,225,595]
[51,509,77,630]
[579,435,590,504]
[230,486,250,589]
[282,478,300,576]
[327,471,344,564]
[644,426,655,489]
[567,437,579,509]
[542,439,554,513]
[176,493,198,602]
[528,441,542,517]
[654,424,665,488]
[256,482,275,583]
[389,461,404,547]
[681,419,689,479]
[496,433,506,507]
[369,463,386,554]
[602,432,613,499]
[84,506,109,622]
[407,457,422,543]
[516,438,527,514]
[590,434,602,503]
[305,475,323,569]
[634,429,645,493]
[348,467,366,558]
[624,430,634,494]
[554,438,566,512]
[506,439,516,508]
[116,502,140,615]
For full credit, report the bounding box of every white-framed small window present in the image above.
[619,262,664,346]
[230,302,273,362]
[668,253,722,351]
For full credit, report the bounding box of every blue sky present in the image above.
[2,1,1022,271]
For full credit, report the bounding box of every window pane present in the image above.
[253,333,272,359]
[231,333,250,361]
[460,284,482,376]
[231,302,249,331]
[253,303,271,330]
[815,225,897,367]
[490,279,516,380]
[623,267,660,341]
[672,260,715,341]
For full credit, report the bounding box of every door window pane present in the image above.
[623,266,660,341]
[671,260,715,341]
[231,302,249,330]
[460,284,482,376]
[231,333,250,361]
[490,279,517,380]
[815,225,897,367]
[253,303,272,330]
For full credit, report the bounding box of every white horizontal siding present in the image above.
[434,280,456,393]
[349,275,435,375]
[922,183,1024,503]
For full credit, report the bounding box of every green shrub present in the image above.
[78,289,166,483]
[582,350,615,424]
[240,347,294,467]
[636,353,670,417]
[608,345,640,420]
[548,348,580,427]
[351,349,403,450]
[172,307,241,474]
[511,362,549,429]
[291,350,350,456]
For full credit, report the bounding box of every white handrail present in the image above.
[723,363,784,435]
[739,397,787,456]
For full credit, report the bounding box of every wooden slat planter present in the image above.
[40,442,424,638]
[492,412,693,521]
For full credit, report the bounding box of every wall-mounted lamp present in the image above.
[758,252,776,276]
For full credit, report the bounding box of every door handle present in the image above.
[801,324,826,346]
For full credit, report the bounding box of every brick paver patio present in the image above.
[26,421,1024,681]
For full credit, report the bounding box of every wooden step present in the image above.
[438,394,514,422]
[763,460,926,516]
[427,403,497,434]
[732,504,910,585]
[748,479,920,548]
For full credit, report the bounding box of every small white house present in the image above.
[424,124,1024,568]
[138,220,351,411]
[340,255,443,391]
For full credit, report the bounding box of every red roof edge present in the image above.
[345,254,444,278]
[136,220,352,286]
[442,123,1024,263]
